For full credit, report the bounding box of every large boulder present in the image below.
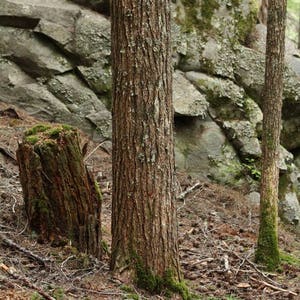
[234,46,300,151]
[172,0,258,77]
[174,115,246,187]
[173,71,209,117]
[0,58,110,139]
[0,26,73,77]
[0,0,112,139]
[279,165,300,227]
[186,71,262,159]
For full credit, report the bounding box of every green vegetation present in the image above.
[179,0,220,33]
[287,0,300,42]
[25,135,39,145]
[242,158,261,181]
[53,287,66,300]
[234,0,258,42]
[280,251,300,267]
[101,240,109,254]
[30,292,43,300]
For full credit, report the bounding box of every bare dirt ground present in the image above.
[0,102,299,300]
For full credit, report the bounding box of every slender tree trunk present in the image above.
[111,0,181,293]
[255,0,287,271]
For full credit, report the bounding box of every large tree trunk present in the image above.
[255,0,287,271]
[111,0,181,294]
[17,125,102,258]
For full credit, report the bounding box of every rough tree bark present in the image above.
[255,0,287,271]
[111,0,183,295]
[17,124,102,258]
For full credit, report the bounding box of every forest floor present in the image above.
[0,102,299,300]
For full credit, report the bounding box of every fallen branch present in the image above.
[0,263,55,300]
[84,140,110,161]
[250,276,297,296]
[0,146,17,162]
[220,242,280,287]
[0,233,50,266]
[0,274,16,288]
[177,182,202,201]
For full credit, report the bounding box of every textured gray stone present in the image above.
[173,71,209,117]
[175,115,245,186]
[0,26,72,77]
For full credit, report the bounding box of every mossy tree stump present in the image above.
[17,124,102,258]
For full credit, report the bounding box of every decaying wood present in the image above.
[17,125,102,258]
[0,233,49,266]
[0,263,55,300]
[0,145,17,162]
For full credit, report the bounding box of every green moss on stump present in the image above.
[25,124,51,136]
[25,135,39,145]
[25,124,76,144]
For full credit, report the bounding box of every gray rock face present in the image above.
[173,71,209,117]
[249,24,300,58]
[280,192,300,226]
[0,27,72,77]
[246,191,260,206]
[186,71,246,119]
[234,46,300,151]
[0,0,112,140]
[173,0,257,78]
[175,116,246,186]
[185,71,262,159]
[222,120,261,159]
[279,164,300,227]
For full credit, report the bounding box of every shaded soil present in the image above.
[0,102,299,300]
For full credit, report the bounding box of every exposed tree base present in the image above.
[113,253,191,300]
[17,124,102,258]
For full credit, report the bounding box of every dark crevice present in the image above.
[32,31,84,67]
[291,148,300,158]
[174,115,199,130]
[68,0,111,16]
[0,16,40,29]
